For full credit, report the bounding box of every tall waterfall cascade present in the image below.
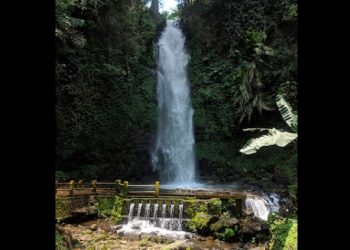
[151,20,196,185]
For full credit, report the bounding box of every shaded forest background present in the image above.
[56,0,297,198]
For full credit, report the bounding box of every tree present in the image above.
[151,0,159,14]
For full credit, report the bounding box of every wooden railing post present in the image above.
[69,180,74,196]
[115,179,121,194]
[78,180,83,189]
[123,181,128,197]
[155,181,160,198]
[92,180,97,194]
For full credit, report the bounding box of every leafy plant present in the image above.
[219,227,236,241]
[233,30,276,123]
[268,214,297,250]
[240,95,297,154]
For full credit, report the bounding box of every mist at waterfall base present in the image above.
[151,20,198,187]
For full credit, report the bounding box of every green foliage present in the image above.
[220,228,236,241]
[276,153,297,184]
[196,92,299,181]
[111,196,123,223]
[167,9,179,20]
[55,0,87,51]
[210,212,238,232]
[188,212,212,233]
[95,196,123,222]
[288,184,297,206]
[178,0,297,183]
[268,215,298,250]
[96,197,115,218]
[208,198,222,216]
[56,230,69,250]
[56,0,165,180]
[183,198,208,219]
[222,199,236,214]
[239,128,297,155]
[56,198,69,221]
[56,170,70,181]
[140,236,149,247]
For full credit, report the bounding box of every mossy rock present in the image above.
[208,198,222,216]
[56,198,69,220]
[140,237,149,247]
[222,199,237,213]
[183,198,208,219]
[187,212,213,234]
[210,212,238,232]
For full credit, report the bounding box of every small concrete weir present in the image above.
[117,199,189,240]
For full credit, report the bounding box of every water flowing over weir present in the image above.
[151,20,196,185]
[117,201,187,239]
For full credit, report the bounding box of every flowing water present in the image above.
[153,203,159,225]
[245,193,280,221]
[152,20,196,185]
[160,203,167,228]
[145,203,151,221]
[136,203,142,220]
[170,204,175,218]
[118,202,186,238]
[128,203,135,222]
[178,203,183,231]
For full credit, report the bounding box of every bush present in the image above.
[188,212,213,234]
[96,197,115,218]
[268,214,297,250]
[111,196,123,223]
[183,198,208,218]
[220,227,236,241]
[208,198,222,216]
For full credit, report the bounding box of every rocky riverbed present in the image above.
[56,219,267,250]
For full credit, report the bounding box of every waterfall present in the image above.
[169,203,175,230]
[136,203,143,220]
[145,203,151,222]
[152,20,196,185]
[153,203,159,225]
[265,193,280,213]
[160,203,167,228]
[178,203,183,231]
[170,204,175,218]
[128,203,135,222]
[245,193,280,221]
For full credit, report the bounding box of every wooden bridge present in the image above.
[56,180,248,200]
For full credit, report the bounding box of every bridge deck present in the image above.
[56,188,248,199]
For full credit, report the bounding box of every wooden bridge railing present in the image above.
[56,179,160,198]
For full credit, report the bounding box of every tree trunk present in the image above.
[151,0,159,14]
